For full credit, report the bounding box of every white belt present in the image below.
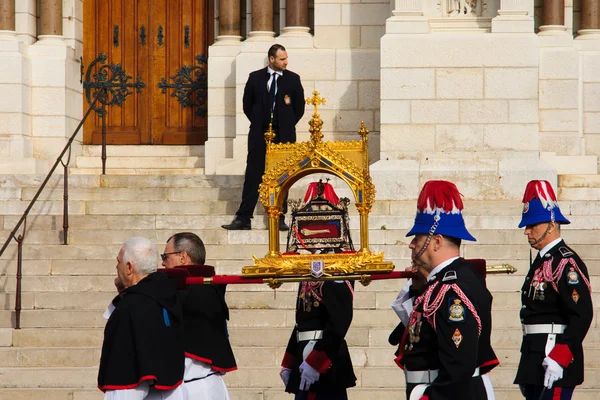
[522,324,567,335]
[297,330,323,342]
[405,368,480,384]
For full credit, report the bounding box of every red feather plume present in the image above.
[522,180,558,208]
[416,180,464,213]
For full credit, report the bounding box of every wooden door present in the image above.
[83,0,209,145]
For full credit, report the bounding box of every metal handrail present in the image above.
[0,88,106,328]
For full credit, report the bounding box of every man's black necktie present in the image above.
[269,72,277,114]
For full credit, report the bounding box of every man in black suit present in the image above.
[222,44,305,231]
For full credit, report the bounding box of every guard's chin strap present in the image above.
[411,215,440,268]
[530,221,554,247]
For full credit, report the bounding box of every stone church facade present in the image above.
[0,0,599,200]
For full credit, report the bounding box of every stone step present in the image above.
[68,168,206,175]
[2,344,600,369]
[74,156,205,170]
[0,388,599,400]
[0,366,599,389]
[2,286,600,313]
[81,145,205,157]
[12,326,600,350]
[11,307,599,330]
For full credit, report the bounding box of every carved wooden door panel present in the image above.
[83,0,208,145]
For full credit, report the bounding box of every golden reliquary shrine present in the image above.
[242,91,396,279]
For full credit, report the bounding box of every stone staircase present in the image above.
[0,173,599,399]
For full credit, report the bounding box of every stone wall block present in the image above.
[411,100,459,123]
[380,100,410,124]
[509,100,539,123]
[335,110,374,131]
[31,88,66,116]
[539,109,578,132]
[436,68,484,99]
[314,80,358,109]
[540,134,581,155]
[539,48,579,79]
[208,57,236,87]
[539,80,579,109]
[292,50,337,81]
[381,35,539,68]
[208,87,237,115]
[460,100,509,123]
[380,68,434,99]
[380,124,435,153]
[0,84,29,113]
[583,54,600,82]
[358,81,380,110]
[314,4,342,25]
[314,26,360,48]
[360,26,385,49]
[0,113,30,136]
[584,112,600,134]
[584,83,600,112]
[341,4,390,25]
[484,68,538,99]
[336,50,380,80]
[370,159,420,200]
[0,55,26,84]
[435,125,485,151]
[209,115,237,139]
[484,124,539,151]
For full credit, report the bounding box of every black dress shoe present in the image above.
[222,219,251,230]
[279,218,289,231]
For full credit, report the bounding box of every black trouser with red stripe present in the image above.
[520,384,575,400]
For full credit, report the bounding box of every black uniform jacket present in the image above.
[174,265,237,373]
[515,241,593,387]
[98,272,184,391]
[242,67,305,150]
[281,281,357,393]
[393,258,498,399]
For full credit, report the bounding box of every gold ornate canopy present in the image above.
[242,91,395,278]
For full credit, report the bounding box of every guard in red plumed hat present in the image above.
[515,180,593,400]
[390,180,498,400]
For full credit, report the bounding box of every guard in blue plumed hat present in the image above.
[391,182,499,400]
[406,179,476,241]
[514,185,592,399]
[519,179,570,229]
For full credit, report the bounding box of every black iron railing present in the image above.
[0,53,145,328]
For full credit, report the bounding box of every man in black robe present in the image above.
[98,237,186,400]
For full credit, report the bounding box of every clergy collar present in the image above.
[539,237,562,258]
[427,256,460,282]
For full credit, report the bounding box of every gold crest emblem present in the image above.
[572,290,580,304]
[284,94,291,105]
[449,299,465,322]
[452,329,463,348]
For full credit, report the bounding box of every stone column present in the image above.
[386,0,429,34]
[0,0,15,31]
[577,0,600,39]
[248,0,275,40]
[39,0,62,36]
[538,0,567,35]
[217,0,242,42]
[492,0,535,33]
[282,0,310,37]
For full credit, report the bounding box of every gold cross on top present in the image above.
[306,91,326,115]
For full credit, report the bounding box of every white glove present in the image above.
[280,367,291,386]
[299,361,320,391]
[542,356,564,389]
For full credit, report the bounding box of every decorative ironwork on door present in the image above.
[158,54,208,117]
[82,53,146,115]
